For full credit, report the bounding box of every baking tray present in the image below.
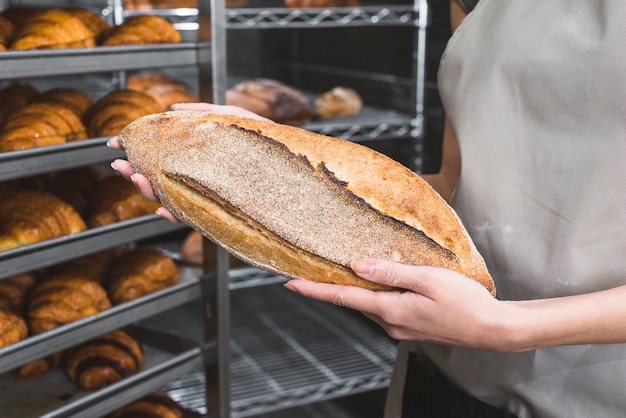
[0,326,204,418]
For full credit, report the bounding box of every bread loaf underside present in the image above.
[120,112,495,294]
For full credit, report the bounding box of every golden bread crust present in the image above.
[119,111,495,295]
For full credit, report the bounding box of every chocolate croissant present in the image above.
[0,103,88,152]
[83,90,164,138]
[86,175,161,228]
[99,15,181,46]
[10,9,97,50]
[0,191,87,252]
[27,273,111,335]
[105,247,180,304]
[108,393,185,418]
[65,330,143,391]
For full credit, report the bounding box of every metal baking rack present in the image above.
[0,326,203,418]
[140,282,398,418]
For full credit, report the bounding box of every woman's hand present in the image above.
[107,102,271,224]
[285,259,510,351]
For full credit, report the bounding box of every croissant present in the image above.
[10,9,96,50]
[127,72,200,110]
[27,274,111,335]
[83,90,164,138]
[46,166,109,218]
[64,7,110,39]
[54,247,124,283]
[0,15,13,51]
[0,273,37,313]
[0,7,38,30]
[0,103,88,152]
[86,175,161,228]
[17,352,64,378]
[0,191,87,252]
[99,15,181,46]
[65,330,143,391]
[30,87,95,119]
[108,393,185,418]
[105,247,180,304]
[0,309,28,349]
[0,83,39,125]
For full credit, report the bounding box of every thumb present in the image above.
[351,258,437,293]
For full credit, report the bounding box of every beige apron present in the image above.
[385,0,626,417]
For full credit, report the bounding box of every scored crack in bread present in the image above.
[119,111,495,295]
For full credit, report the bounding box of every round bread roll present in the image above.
[314,86,363,119]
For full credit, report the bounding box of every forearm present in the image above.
[498,285,626,351]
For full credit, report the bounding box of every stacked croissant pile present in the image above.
[0,72,197,152]
[0,166,165,253]
[0,245,180,389]
[0,6,180,51]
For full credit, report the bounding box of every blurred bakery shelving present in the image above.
[0,1,428,417]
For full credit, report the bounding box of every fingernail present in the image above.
[129,174,139,183]
[351,259,374,275]
[283,281,296,292]
[106,139,112,147]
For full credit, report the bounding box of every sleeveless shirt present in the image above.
[385,1,626,417]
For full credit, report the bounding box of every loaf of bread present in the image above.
[86,175,162,228]
[9,9,97,50]
[0,103,88,152]
[284,0,360,7]
[127,72,199,110]
[99,15,181,46]
[226,78,311,125]
[105,247,180,304]
[119,111,495,294]
[108,393,186,418]
[181,230,247,268]
[314,86,362,119]
[26,273,111,334]
[0,191,87,252]
[65,330,143,390]
[84,89,164,137]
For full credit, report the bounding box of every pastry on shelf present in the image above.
[64,7,110,39]
[0,309,28,349]
[181,230,247,268]
[127,72,200,110]
[225,78,311,125]
[0,7,38,30]
[105,247,180,304]
[86,175,162,228]
[108,393,186,418]
[30,87,95,119]
[0,83,39,124]
[26,273,111,335]
[0,273,37,314]
[284,0,360,7]
[45,166,109,218]
[0,15,13,51]
[0,190,87,252]
[99,15,181,46]
[9,9,98,50]
[314,86,363,119]
[65,330,143,391]
[0,103,88,152]
[17,352,64,378]
[53,247,124,283]
[83,89,164,137]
